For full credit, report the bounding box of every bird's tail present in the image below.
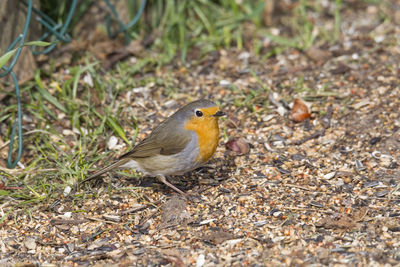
[80,158,131,185]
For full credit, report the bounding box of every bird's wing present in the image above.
[119,126,192,159]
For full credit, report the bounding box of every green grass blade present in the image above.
[34,70,67,113]
[0,190,11,196]
[0,48,18,69]
[24,41,52,47]
[106,115,129,144]
[92,109,129,144]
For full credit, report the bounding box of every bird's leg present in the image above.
[157,175,186,196]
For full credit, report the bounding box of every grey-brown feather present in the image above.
[80,157,131,183]
[119,115,191,158]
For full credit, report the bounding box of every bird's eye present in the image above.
[195,109,203,117]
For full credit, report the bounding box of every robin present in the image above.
[81,99,225,195]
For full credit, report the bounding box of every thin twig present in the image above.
[87,216,119,224]
[50,219,88,225]
[282,183,315,191]
[293,130,325,145]
[282,206,332,214]
[0,166,58,175]
[120,202,158,215]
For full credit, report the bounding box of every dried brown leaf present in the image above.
[306,46,332,62]
[352,206,368,222]
[290,98,311,122]
[161,248,185,267]
[160,196,190,228]
[202,229,234,245]
[316,213,361,230]
[226,137,250,155]
[226,116,240,128]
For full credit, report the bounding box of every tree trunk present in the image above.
[0,0,41,85]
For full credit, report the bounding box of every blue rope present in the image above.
[7,72,23,168]
[21,0,77,55]
[0,0,33,168]
[104,0,147,44]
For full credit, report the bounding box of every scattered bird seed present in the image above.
[291,154,306,161]
[324,172,336,180]
[340,146,353,154]
[103,215,121,222]
[355,159,366,172]
[309,201,325,208]
[369,136,382,145]
[388,227,400,232]
[200,219,217,225]
[218,187,231,193]
[375,190,390,197]
[277,167,291,175]
[364,181,380,188]
[269,208,280,216]
[371,151,382,159]
[132,248,146,255]
[254,220,269,227]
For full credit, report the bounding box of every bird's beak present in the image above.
[213,110,226,117]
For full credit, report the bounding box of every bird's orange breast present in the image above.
[184,107,220,163]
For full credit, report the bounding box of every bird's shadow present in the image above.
[123,165,226,194]
[79,157,232,196]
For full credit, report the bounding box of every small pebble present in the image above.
[24,238,36,250]
[200,219,216,225]
[219,80,231,86]
[83,73,93,87]
[324,172,336,180]
[63,185,71,196]
[196,254,205,267]
[61,212,72,219]
[108,136,119,150]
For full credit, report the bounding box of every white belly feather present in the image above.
[119,132,201,176]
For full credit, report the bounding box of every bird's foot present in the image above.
[157,175,187,198]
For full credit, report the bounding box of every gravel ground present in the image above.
[1,2,400,266]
